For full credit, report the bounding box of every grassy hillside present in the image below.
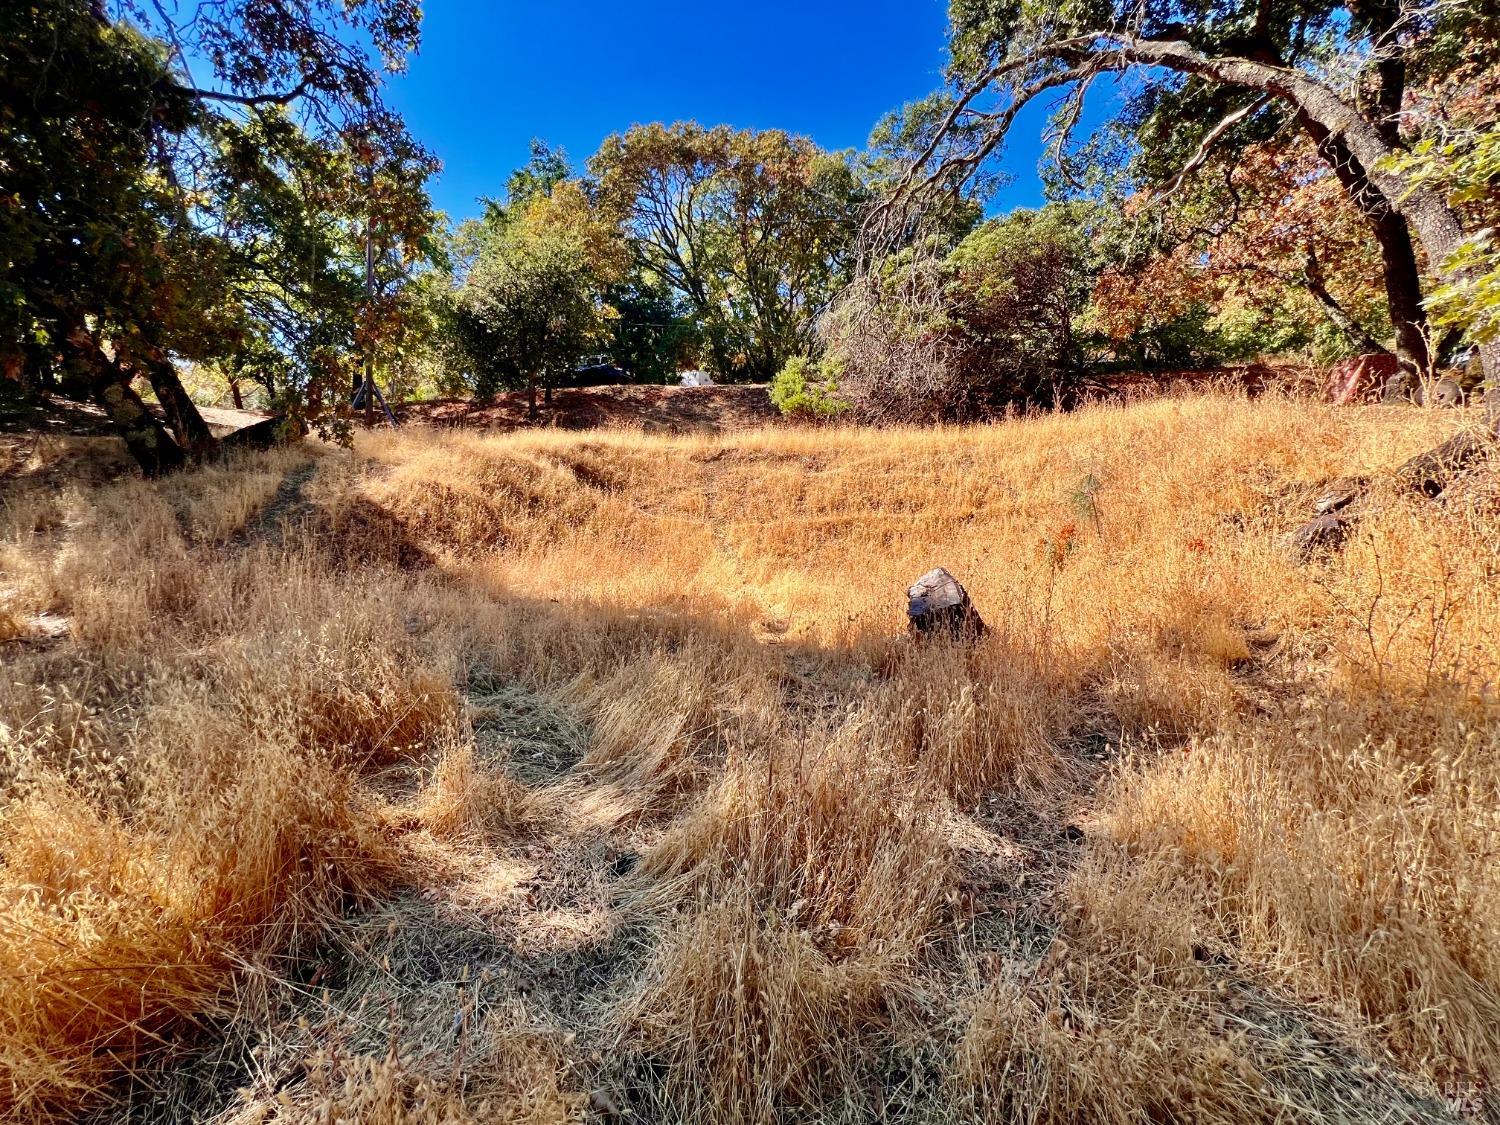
[1,393,1497,1123]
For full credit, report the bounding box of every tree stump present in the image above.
[220,414,304,452]
[907,567,985,641]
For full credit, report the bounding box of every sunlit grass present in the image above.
[1,391,1495,1122]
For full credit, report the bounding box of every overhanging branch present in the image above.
[868,60,1102,247]
[183,76,312,107]
[1150,94,1272,206]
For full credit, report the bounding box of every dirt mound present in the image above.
[397,383,781,434]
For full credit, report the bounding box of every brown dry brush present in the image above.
[0,458,456,1117]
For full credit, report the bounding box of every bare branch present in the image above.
[1044,73,1100,193]
[1149,94,1272,207]
[866,61,1100,253]
[182,76,313,107]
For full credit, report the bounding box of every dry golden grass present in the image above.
[1,390,1497,1122]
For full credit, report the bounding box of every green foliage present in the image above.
[930,0,1500,385]
[0,0,436,461]
[201,112,440,424]
[0,1,198,378]
[589,123,868,382]
[946,204,1100,388]
[605,274,700,384]
[865,95,989,247]
[1389,127,1500,347]
[444,179,625,397]
[505,140,572,209]
[770,356,848,418]
[819,202,1103,422]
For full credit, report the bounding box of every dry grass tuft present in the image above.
[955,968,1275,1125]
[220,1010,585,1124]
[1084,710,1500,1087]
[621,894,901,1125]
[643,741,953,954]
[0,744,394,1116]
[408,736,537,842]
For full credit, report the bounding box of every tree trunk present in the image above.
[527,377,538,420]
[96,378,186,477]
[1295,117,1428,394]
[1302,246,1389,356]
[230,379,244,411]
[63,321,184,476]
[133,347,218,455]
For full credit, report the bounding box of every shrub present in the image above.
[819,249,971,424]
[769,355,848,418]
[821,206,1098,424]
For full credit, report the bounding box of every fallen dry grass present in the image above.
[0,391,1497,1122]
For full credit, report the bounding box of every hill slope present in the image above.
[1,392,1497,1123]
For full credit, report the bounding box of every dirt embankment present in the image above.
[396,383,780,434]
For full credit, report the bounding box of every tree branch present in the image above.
[1149,94,1271,206]
[1300,243,1391,354]
[181,76,312,107]
[869,61,1100,247]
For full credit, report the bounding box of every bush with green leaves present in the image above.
[818,204,1101,424]
[770,356,849,418]
[1388,126,1500,355]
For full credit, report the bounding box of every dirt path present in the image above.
[238,460,318,546]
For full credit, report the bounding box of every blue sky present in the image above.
[386,0,1117,222]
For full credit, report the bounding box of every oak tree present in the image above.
[900,0,1500,389]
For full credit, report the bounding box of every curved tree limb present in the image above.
[867,60,1102,252]
[1149,94,1271,207]
[1300,244,1391,357]
[182,76,312,107]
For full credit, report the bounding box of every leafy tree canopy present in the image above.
[1,0,438,469]
[589,122,869,381]
[444,173,627,401]
[902,0,1500,387]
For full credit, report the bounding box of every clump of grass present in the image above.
[0,462,459,1117]
[624,735,954,1121]
[0,741,395,1117]
[955,968,1274,1124]
[1086,709,1500,1087]
[620,893,901,1125]
[409,736,536,842]
[868,638,1074,803]
[221,1011,584,1124]
[643,739,953,954]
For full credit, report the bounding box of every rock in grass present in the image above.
[1429,377,1465,408]
[1314,476,1365,514]
[1290,512,1350,558]
[907,567,985,641]
[589,1089,622,1119]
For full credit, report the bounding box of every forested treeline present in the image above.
[4,0,1498,469]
